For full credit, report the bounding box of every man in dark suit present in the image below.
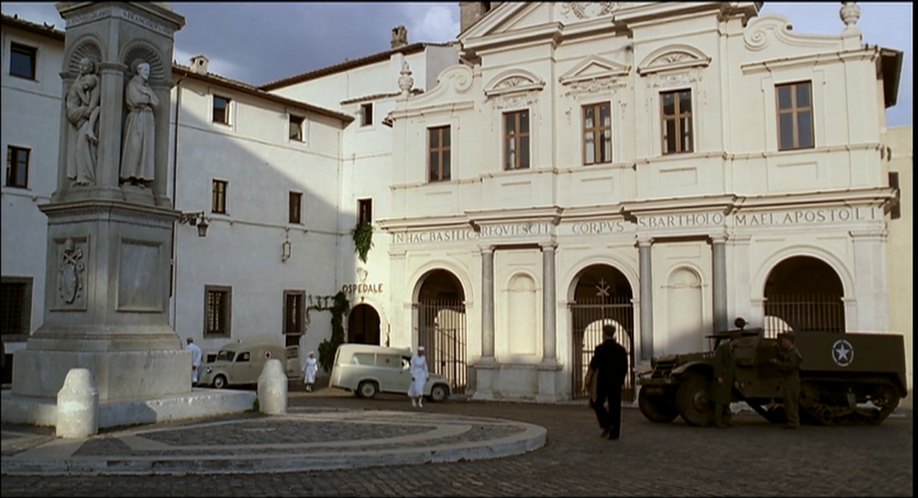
[589,324,629,440]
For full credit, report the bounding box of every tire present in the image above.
[356,380,378,399]
[212,375,227,389]
[676,373,715,427]
[429,384,450,403]
[638,387,678,423]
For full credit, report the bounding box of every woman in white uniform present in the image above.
[408,346,429,407]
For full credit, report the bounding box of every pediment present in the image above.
[560,55,630,85]
[638,44,711,76]
[484,69,546,98]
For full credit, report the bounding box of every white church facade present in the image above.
[1,2,910,401]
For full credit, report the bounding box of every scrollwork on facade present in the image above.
[560,2,620,20]
[563,77,625,98]
[57,238,86,306]
[493,93,538,110]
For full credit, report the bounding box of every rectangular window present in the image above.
[428,126,451,182]
[1,277,32,337]
[661,89,693,154]
[212,179,227,214]
[503,110,530,170]
[582,102,612,165]
[204,286,232,338]
[358,198,372,225]
[289,191,302,224]
[776,81,814,151]
[6,146,30,188]
[289,115,304,141]
[360,103,373,127]
[9,43,36,80]
[213,95,231,124]
[283,290,305,335]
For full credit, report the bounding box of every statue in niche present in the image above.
[65,57,101,186]
[58,238,84,305]
[120,61,158,187]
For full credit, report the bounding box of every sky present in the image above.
[2,2,911,126]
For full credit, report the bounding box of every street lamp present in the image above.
[178,211,209,237]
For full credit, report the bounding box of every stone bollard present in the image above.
[257,358,287,415]
[56,368,99,438]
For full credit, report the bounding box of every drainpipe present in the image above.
[169,75,185,329]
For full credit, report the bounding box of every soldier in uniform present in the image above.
[772,331,803,429]
[712,330,740,428]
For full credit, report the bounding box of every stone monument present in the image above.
[3,2,254,428]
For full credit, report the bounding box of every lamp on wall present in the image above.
[178,211,209,237]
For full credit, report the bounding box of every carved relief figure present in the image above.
[58,238,85,305]
[120,61,158,187]
[65,57,101,186]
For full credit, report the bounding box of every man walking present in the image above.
[185,337,203,387]
[712,330,740,428]
[589,325,629,440]
[772,332,803,429]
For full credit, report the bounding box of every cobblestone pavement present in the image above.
[1,386,912,497]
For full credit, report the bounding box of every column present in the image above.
[97,62,127,191]
[481,245,495,359]
[638,237,654,361]
[711,234,728,333]
[541,242,557,361]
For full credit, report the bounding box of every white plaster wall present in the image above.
[1,25,65,343]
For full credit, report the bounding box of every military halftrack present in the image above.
[637,323,908,426]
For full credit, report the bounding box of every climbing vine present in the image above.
[351,222,374,263]
[316,291,350,373]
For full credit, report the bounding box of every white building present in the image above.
[1,2,910,401]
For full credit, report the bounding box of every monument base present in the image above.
[11,348,189,401]
[1,389,256,429]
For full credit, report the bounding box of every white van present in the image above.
[199,342,300,388]
[329,344,450,402]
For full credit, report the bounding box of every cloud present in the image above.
[405,4,460,42]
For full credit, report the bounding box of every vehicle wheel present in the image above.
[676,373,715,427]
[212,375,227,389]
[356,380,378,399]
[638,387,678,423]
[429,384,450,403]
[867,383,900,425]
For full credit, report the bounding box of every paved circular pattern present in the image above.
[1,406,546,476]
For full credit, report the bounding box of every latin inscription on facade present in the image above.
[734,206,878,226]
[66,7,173,36]
[390,207,879,244]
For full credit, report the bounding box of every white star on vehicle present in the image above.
[835,343,851,362]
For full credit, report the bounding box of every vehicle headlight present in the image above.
[205,367,213,374]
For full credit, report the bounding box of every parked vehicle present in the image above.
[329,343,451,402]
[199,342,300,389]
[637,322,907,426]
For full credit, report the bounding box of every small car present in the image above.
[329,343,450,402]
[199,342,300,389]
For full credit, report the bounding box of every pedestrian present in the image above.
[303,351,318,392]
[771,331,803,429]
[408,346,429,408]
[185,337,203,386]
[589,325,628,440]
[712,330,740,428]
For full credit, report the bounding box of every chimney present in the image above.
[190,54,209,74]
[391,25,408,49]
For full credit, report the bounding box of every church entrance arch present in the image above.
[415,269,467,394]
[763,256,845,337]
[347,303,380,345]
[569,264,635,401]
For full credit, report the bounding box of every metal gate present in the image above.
[570,297,635,402]
[764,294,845,338]
[418,299,467,394]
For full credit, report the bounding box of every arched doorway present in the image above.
[347,303,380,345]
[416,269,467,394]
[763,256,845,337]
[569,264,635,401]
